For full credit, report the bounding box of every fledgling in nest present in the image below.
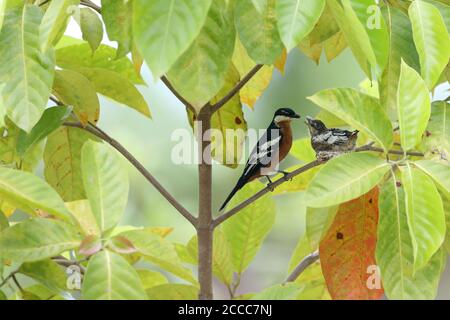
[305,116,359,161]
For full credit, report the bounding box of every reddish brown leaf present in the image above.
[319,188,384,300]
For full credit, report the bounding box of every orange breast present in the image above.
[278,121,293,162]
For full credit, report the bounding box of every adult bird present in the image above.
[305,116,359,161]
[220,108,301,211]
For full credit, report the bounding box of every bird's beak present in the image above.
[292,114,301,119]
[305,116,313,125]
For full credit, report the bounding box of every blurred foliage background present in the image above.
[8,7,448,298]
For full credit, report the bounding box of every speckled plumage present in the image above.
[306,117,359,161]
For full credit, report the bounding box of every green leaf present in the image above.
[136,269,168,289]
[116,229,197,285]
[0,290,5,300]
[235,0,284,64]
[422,101,449,160]
[75,67,151,118]
[323,31,347,63]
[232,39,274,108]
[20,259,68,293]
[326,0,388,79]
[0,167,72,220]
[414,160,450,194]
[76,8,103,53]
[82,250,146,300]
[81,141,129,233]
[16,106,72,157]
[0,0,6,33]
[397,60,431,151]
[308,88,393,151]
[298,37,323,65]
[53,69,100,126]
[272,165,320,194]
[188,64,247,168]
[133,0,212,79]
[66,199,100,237]
[0,218,81,262]
[379,6,420,113]
[56,43,144,84]
[187,229,234,286]
[0,5,55,132]
[167,0,235,110]
[305,206,338,250]
[409,0,450,88]
[251,283,303,300]
[376,176,446,299]
[39,0,79,51]
[295,262,330,300]
[401,164,445,271]
[101,0,133,58]
[222,181,276,274]
[276,0,325,51]
[307,2,340,45]
[44,126,95,201]
[290,138,316,163]
[0,120,43,172]
[425,0,450,32]
[146,284,198,300]
[305,152,390,208]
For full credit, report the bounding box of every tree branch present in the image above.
[210,64,264,114]
[161,76,196,114]
[213,160,324,227]
[63,121,197,227]
[197,106,214,300]
[285,250,320,283]
[213,144,424,227]
[80,0,102,14]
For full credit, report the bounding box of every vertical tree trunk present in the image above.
[197,106,213,300]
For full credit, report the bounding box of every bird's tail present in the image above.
[220,181,243,211]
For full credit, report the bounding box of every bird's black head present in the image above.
[273,108,300,124]
[305,116,327,134]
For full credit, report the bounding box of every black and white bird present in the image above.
[305,116,359,161]
[220,108,301,211]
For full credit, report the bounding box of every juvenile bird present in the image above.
[305,116,359,161]
[220,108,301,211]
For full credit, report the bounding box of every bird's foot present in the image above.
[265,176,275,191]
[278,170,292,181]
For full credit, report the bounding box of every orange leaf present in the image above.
[319,188,384,300]
[274,49,287,75]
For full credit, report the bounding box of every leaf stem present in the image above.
[284,250,320,283]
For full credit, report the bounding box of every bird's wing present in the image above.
[243,129,282,177]
[327,129,353,145]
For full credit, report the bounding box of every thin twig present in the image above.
[213,143,424,227]
[63,121,198,227]
[80,0,101,14]
[0,270,19,289]
[52,258,87,274]
[210,64,264,114]
[161,76,196,114]
[285,250,320,283]
[12,274,24,294]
